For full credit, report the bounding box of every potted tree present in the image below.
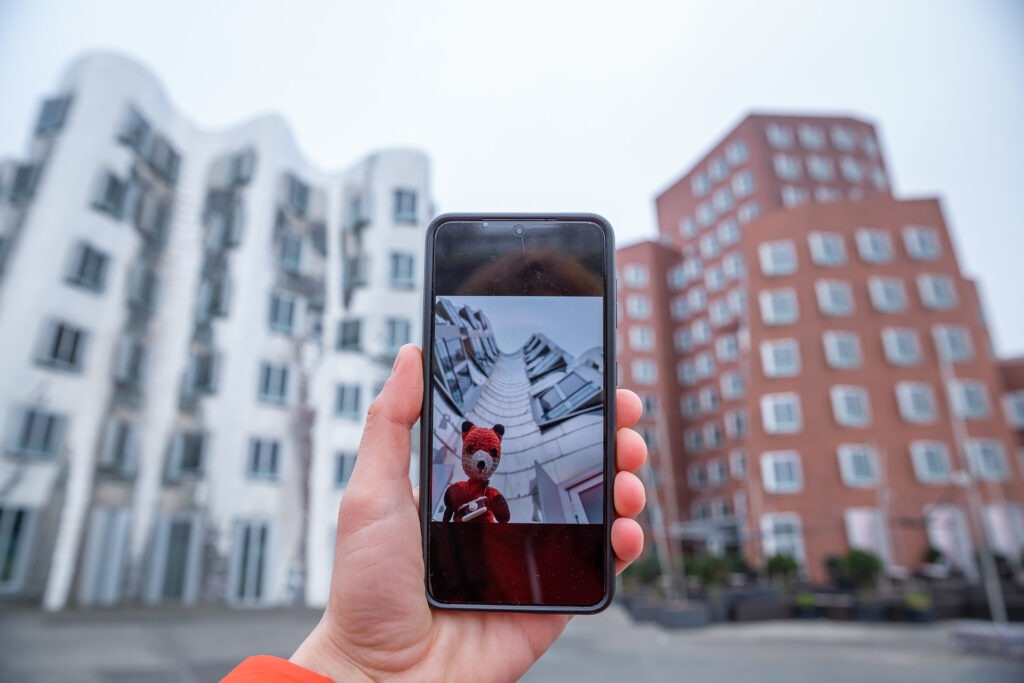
[839,550,885,621]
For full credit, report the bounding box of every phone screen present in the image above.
[422,216,614,610]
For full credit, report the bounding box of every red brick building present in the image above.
[619,113,1024,582]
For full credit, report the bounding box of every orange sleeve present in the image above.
[221,655,334,683]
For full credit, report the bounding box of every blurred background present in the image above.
[1,1,1023,681]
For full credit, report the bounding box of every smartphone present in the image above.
[420,213,616,612]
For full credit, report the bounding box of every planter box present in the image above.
[731,599,791,622]
[655,601,711,630]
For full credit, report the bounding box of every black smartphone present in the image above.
[420,213,616,612]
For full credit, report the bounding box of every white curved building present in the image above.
[0,53,431,610]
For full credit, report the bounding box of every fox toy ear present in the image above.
[493,424,505,439]
[461,421,474,435]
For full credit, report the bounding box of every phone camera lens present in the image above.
[513,225,525,236]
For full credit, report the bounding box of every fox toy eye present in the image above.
[490,449,498,456]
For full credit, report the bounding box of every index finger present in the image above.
[616,388,642,430]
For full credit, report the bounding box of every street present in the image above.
[1,604,1021,682]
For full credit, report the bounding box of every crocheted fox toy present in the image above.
[443,421,510,523]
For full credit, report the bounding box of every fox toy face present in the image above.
[460,421,505,482]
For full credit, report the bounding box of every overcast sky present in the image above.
[1,1,1022,355]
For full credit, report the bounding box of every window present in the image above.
[760,339,801,378]
[679,216,697,238]
[722,252,744,280]
[760,452,803,493]
[691,318,712,346]
[668,265,688,290]
[36,95,71,135]
[932,325,973,363]
[708,459,728,486]
[840,156,863,183]
[760,513,805,562]
[185,352,220,394]
[699,386,720,413]
[1004,391,1024,429]
[705,264,726,292]
[623,264,649,287]
[335,384,362,419]
[695,351,716,379]
[773,153,802,181]
[709,299,731,327]
[881,327,922,366]
[390,253,415,289]
[99,419,138,474]
[624,327,654,353]
[337,319,362,351]
[704,422,724,449]
[258,363,289,404]
[117,106,150,151]
[129,264,161,313]
[269,291,297,334]
[948,380,990,420]
[730,450,747,479]
[393,189,417,223]
[36,320,88,371]
[727,289,747,316]
[674,327,692,352]
[65,242,109,292]
[691,172,710,197]
[724,409,748,439]
[758,240,797,276]
[0,507,36,590]
[870,167,888,190]
[711,498,731,518]
[868,277,907,313]
[335,452,357,487]
[830,385,871,427]
[806,154,834,182]
[146,135,181,185]
[726,139,748,166]
[678,360,697,386]
[699,232,720,260]
[766,123,794,149]
[966,440,1009,481]
[823,331,862,369]
[781,186,809,208]
[168,432,206,477]
[626,295,651,319]
[640,394,659,417]
[247,438,280,479]
[386,318,411,354]
[716,335,739,362]
[281,234,303,274]
[815,280,854,317]
[837,445,879,487]
[896,382,937,423]
[681,394,700,418]
[631,360,656,385]
[808,232,846,267]
[831,125,856,150]
[910,441,951,484]
[855,228,893,264]
[7,407,65,458]
[709,157,728,182]
[696,200,716,227]
[687,286,707,313]
[713,186,734,213]
[738,201,761,224]
[759,288,799,325]
[814,186,842,203]
[721,372,745,400]
[114,337,148,389]
[732,169,755,197]
[760,393,802,434]
[684,429,703,456]
[917,274,957,310]
[862,135,879,157]
[798,124,825,149]
[92,170,126,219]
[903,226,941,261]
[230,520,270,603]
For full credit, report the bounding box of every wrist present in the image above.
[290,622,375,683]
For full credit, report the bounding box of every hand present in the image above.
[290,345,647,682]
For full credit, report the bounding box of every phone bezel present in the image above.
[419,212,617,613]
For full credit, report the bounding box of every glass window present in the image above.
[684,429,703,457]
[709,299,731,327]
[700,232,720,260]
[708,157,728,182]
[717,218,741,246]
[917,274,958,310]
[674,327,692,352]
[798,124,826,150]
[36,320,88,371]
[258,363,289,404]
[8,407,65,458]
[386,318,411,353]
[760,339,801,378]
[758,288,799,325]
[766,123,794,149]
[628,326,654,351]
[335,452,357,487]
[773,153,802,181]
[758,240,798,276]
[760,393,802,434]
[695,351,716,379]
[737,201,760,224]
[760,513,805,562]
[393,189,417,223]
[806,154,834,182]
[808,232,846,267]
[687,286,707,313]
[668,265,688,290]
[335,384,362,418]
[882,327,922,366]
[713,186,734,213]
[822,330,862,369]
[724,409,748,439]
[681,394,700,418]
[840,156,863,183]
[389,252,415,289]
[678,360,697,386]
[837,444,879,487]
[781,186,809,208]
[730,450,747,479]
[831,125,857,151]
[704,422,724,449]
[726,139,748,166]
[722,252,745,280]
[700,385,722,412]
[966,440,1009,481]
[631,360,657,385]
[830,385,871,427]
[868,276,907,313]
[247,438,280,479]
[815,280,855,317]
[932,325,973,363]
[716,335,739,362]
[691,171,710,197]
[66,242,109,292]
[269,291,297,334]
[670,297,689,322]
[1003,391,1024,429]
[895,381,937,423]
[909,441,951,484]
[705,264,725,292]
[855,228,894,264]
[732,170,755,197]
[903,225,942,261]
[92,170,127,219]
[626,295,651,318]
[948,380,991,420]
[760,451,803,493]
[691,318,712,345]
[337,319,362,351]
[623,264,649,287]
[281,234,303,274]
[171,432,206,476]
[696,200,716,227]
[679,216,698,238]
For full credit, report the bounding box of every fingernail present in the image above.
[392,346,404,373]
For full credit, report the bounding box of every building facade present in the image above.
[0,53,432,610]
[619,113,1024,582]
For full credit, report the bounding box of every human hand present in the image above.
[290,344,647,682]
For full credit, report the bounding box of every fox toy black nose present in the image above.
[476,461,486,472]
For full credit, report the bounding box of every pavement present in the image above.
[1,603,1022,682]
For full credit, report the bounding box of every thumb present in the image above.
[348,344,423,492]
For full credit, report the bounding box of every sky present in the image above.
[443,296,602,358]
[1,1,1022,355]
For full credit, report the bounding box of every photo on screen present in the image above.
[430,295,605,525]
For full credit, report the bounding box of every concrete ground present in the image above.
[0,604,1021,683]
